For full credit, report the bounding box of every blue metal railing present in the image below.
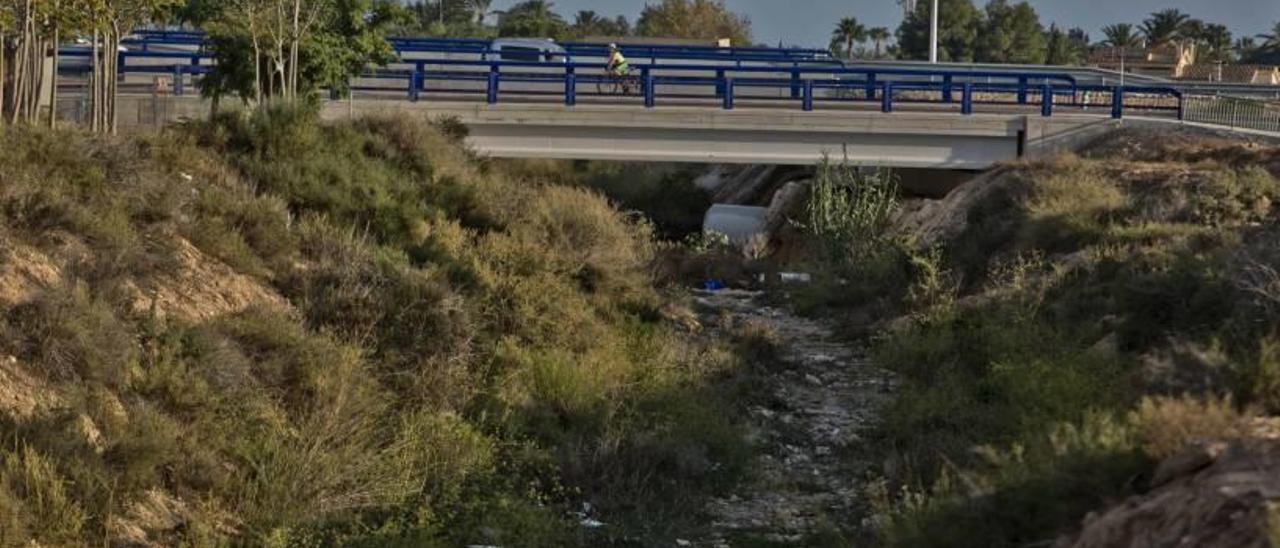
[373,59,1179,119]
[60,33,1187,122]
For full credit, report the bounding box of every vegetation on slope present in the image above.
[0,108,755,546]
[793,132,1280,546]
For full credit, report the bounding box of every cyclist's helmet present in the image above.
[608,43,619,50]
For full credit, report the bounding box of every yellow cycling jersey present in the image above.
[610,51,629,70]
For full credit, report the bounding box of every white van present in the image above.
[489,38,568,63]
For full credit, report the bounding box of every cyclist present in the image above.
[607,43,630,78]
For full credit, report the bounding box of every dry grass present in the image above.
[1129,395,1250,460]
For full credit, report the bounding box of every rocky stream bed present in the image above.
[691,289,897,546]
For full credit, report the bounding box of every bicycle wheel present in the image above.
[621,76,640,95]
[597,78,620,96]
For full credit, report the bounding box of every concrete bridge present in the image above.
[350,101,1120,169]
[75,95,1121,170]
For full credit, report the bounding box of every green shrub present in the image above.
[802,161,900,263]
[881,413,1148,548]
[1020,162,1125,253]
[573,162,713,239]
[6,282,135,386]
[1186,167,1280,226]
[1246,337,1280,414]
[0,445,87,546]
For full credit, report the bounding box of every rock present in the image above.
[73,414,106,455]
[1088,332,1121,359]
[1151,441,1229,487]
[108,489,193,547]
[1060,439,1280,548]
[1140,339,1233,395]
[712,165,781,204]
[659,303,703,332]
[764,181,810,237]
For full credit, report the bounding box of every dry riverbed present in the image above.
[690,289,896,546]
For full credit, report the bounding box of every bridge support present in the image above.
[942,75,953,103]
[1111,87,1123,119]
[722,77,735,110]
[962,83,973,115]
[881,82,893,113]
[487,71,499,105]
[1041,84,1053,117]
[1017,77,1028,104]
[564,72,576,106]
[172,65,185,96]
[409,70,422,102]
[802,80,814,112]
[645,73,656,108]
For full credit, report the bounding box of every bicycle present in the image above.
[597,70,640,96]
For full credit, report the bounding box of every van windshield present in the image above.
[500,46,543,63]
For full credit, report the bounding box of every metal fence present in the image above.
[1181,94,1280,133]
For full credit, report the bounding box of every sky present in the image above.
[491,0,1280,48]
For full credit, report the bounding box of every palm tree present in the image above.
[1236,36,1258,58]
[1141,9,1191,47]
[896,0,917,17]
[1199,23,1233,62]
[470,0,494,25]
[496,0,567,38]
[1101,23,1142,48]
[574,10,603,36]
[1172,18,1203,45]
[1259,21,1280,51]
[868,27,891,58]
[832,17,867,60]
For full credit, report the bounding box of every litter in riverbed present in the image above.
[573,502,606,529]
[778,272,812,284]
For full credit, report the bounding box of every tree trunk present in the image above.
[252,41,262,104]
[1,30,8,121]
[26,36,44,124]
[249,12,263,104]
[290,0,301,99]
[109,23,119,134]
[48,28,58,128]
[10,9,28,124]
[91,27,100,132]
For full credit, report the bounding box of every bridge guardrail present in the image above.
[369,59,1179,120]
[1181,94,1280,133]
[58,33,1198,126]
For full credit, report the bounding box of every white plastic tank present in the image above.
[703,204,768,246]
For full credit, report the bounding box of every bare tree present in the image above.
[84,0,180,133]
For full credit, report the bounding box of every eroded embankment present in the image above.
[844,126,1280,547]
[0,111,762,548]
